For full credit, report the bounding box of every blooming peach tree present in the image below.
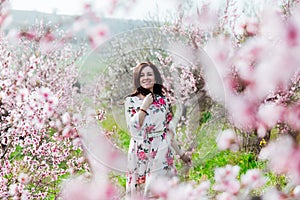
[2,0,300,199]
[0,11,89,200]
[80,0,300,198]
[0,0,140,199]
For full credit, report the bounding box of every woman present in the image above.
[124,62,191,198]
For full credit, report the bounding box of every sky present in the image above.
[9,0,182,20]
[9,0,268,21]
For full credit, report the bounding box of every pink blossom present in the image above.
[16,88,29,105]
[46,95,58,106]
[262,187,287,200]
[18,31,36,41]
[292,185,300,198]
[253,48,298,99]
[245,18,259,36]
[284,104,300,130]
[71,17,89,32]
[216,129,239,152]
[96,109,106,121]
[77,157,85,164]
[62,112,71,125]
[167,184,194,200]
[259,7,284,40]
[214,165,240,194]
[149,177,172,198]
[216,192,238,200]
[234,16,247,35]
[241,169,266,190]
[87,24,109,48]
[0,1,12,29]
[18,173,30,185]
[233,38,265,83]
[9,184,18,196]
[194,4,218,31]
[38,87,52,101]
[257,103,285,129]
[32,117,45,129]
[285,21,299,47]
[72,137,82,147]
[60,175,113,200]
[287,149,300,184]
[259,136,294,173]
[259,136,300,184]
[226,95,257,130]
[193,180,211,197]
[0,22,86,198]
[78,123,127,173]
[55,119,63,130]
[20,190,30,200]
[256,124,268,138]
[62,125,74,139]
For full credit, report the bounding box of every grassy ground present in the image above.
[100,110,288,197]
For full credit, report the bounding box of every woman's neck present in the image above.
[137,94,145,99]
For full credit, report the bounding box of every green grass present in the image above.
[100,109,288,196]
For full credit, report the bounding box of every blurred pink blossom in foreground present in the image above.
[60,116,127,199]
[259,135,300,185]
[203,4,300,136]
[216,129,239,152]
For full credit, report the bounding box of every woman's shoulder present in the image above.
[156,95,172,105]
[155,94,168,101]
[125,95,140,103]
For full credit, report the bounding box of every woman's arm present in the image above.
[169,129,191,164]
[138,93,153,127]
[124,94,153,139]
[166,101,191,164]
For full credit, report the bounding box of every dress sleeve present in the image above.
[124,97,146,140]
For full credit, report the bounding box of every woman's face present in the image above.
[139,66,155,92]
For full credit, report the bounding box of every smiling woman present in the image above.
[124,62,191,199]
[139,66,156,91]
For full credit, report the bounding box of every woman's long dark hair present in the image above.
[126,62,166,98]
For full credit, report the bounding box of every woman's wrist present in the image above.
[179,151,191,164]
[139,108,148,114]
[179,151,186,159]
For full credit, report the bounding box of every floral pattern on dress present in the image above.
[124,95,176,198]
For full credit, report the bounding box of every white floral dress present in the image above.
[124,95,177,198]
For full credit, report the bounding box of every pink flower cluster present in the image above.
[214,165,266,199]
[216,129,239,152]
[259,135,300,184]
[203,4,300,136]
[145,164,266,200]
[60,123,127,200]
[0,22,88,198]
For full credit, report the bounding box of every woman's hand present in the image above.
[180,152,192,165]
[141,93,154,110]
